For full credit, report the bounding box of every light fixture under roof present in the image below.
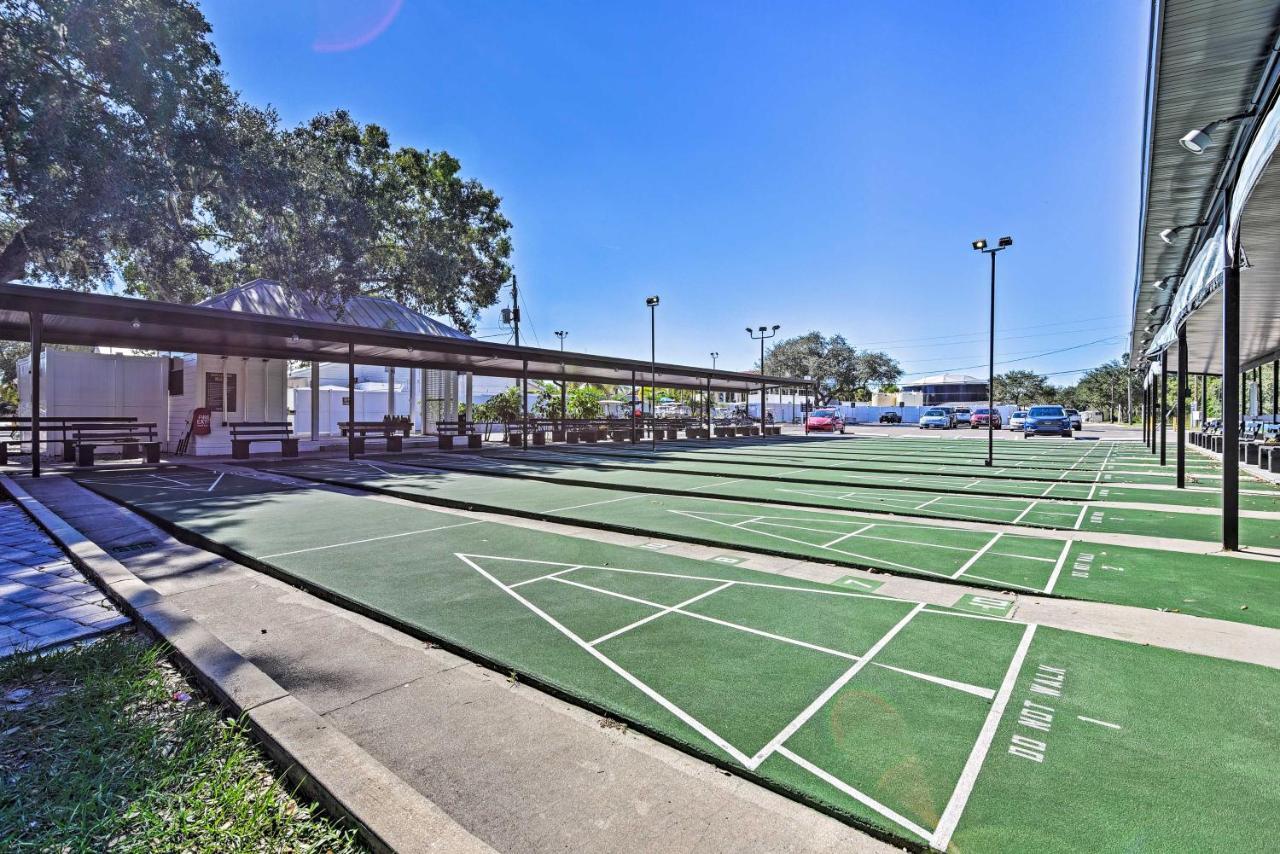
[1179,110,1254,153]
[1159,222,1206,244]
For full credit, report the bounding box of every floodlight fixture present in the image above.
[998,236,1013,248]
[1179,111,1254,153]
[645,295,660,307]
[972,239,987,251]
[1159,223,1205,244]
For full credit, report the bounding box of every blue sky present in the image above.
[202,0,1149,383]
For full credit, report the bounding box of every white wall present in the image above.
[18,350,169,451]
[292,386,411,436]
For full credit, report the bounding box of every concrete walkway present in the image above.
[16,473,893,854]
[0,499,128,657]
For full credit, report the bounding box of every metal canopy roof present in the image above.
[1130,0,1280,369]
[0,283,798,393]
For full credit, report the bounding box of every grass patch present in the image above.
[0,630,362,852]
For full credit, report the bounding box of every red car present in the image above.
[970,407,1002,429]
[805,409,846,434]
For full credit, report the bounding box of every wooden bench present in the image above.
[339,421,405,453]
[434,422,482,450]
[71,423,161,467]
[1260,444,1280,473]
[230,422,299,459]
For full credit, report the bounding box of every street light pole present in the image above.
[646,296,660,449]
[748,325,780,434]
[554,330,568,428]
[971,236,1013,467]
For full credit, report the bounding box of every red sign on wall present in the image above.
[192,407,212,435]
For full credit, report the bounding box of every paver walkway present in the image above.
[0,499,128,657]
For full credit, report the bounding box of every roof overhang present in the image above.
[1129,0,1280,369]
[0,284,798,393]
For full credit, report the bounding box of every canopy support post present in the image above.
[347,345,356,461]
[309,361,320,440]
[29,311,41,478]
[1176,327,1187,489]
[1222,210,1240,552]
[1159,348,1168,466]
[521,360,528,451]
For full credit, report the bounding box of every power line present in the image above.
[860,313,1126,347]
[886,324,1127,354]
[902,335,1125,376]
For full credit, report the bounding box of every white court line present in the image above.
[588,581,735,646]
[1072,504,1090,530]
[821,523,876,548]
[508,566,583,588]
[1011,501,1038,525]
[1078,716,1122,730]
[959,573,1043,593]
[914,496,943,511]
[493,562,996,698]
[542,494,644,514]
[461,553,899,602]
[206,471,225,493]
[775,746,935,844]
[931,622,1037,851]
[952,532,1003,579]
[259,520,480,559]
[745,603,925,769]
[687,478,746,491]
[1087,482,1098,500]
[1043,539,1074,594]
[458,555,756,767]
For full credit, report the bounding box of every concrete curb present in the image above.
[1,474,492,854]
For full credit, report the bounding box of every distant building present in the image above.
[898,373,990,406]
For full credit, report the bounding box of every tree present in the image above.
[213,111,512,332]
[763,332,901,405]
[0,0,270,289]
[533,381,564,419]
[1076,359,1140,422]
[3,2,514,332]
[568,384,603,419]
[474,386,522,423]
[993,370,1051,407]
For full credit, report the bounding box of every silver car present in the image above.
[919,408,952,429]
[1064,408,1083,430]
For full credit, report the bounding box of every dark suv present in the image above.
[879,411,902,424]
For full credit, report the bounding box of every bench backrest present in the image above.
[230,421,292,438]
[73,423,157,441]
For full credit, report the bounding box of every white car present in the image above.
[919,408,952,429]
[952,407,972,426]
[1008,411,1028,431]
[1064,408,1083,430]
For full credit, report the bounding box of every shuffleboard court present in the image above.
[71,466,1280,852]
[431,446,1280,511]
[255,458,1280,627]
[532,437,1249,487]
[367,451,1280,550]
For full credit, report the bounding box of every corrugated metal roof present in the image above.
[1130,0,1280,364]
[198,279,473,340]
